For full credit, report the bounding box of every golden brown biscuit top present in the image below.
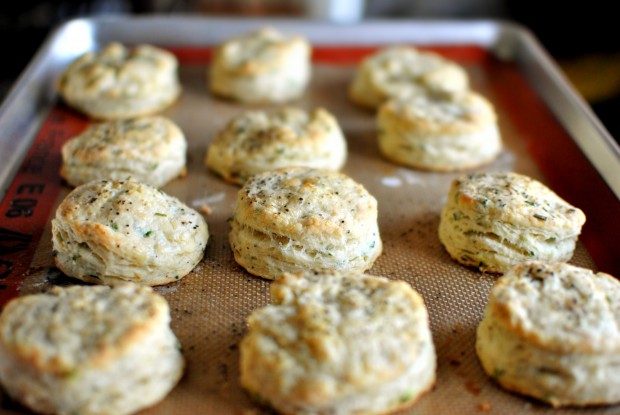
[245,271,429,402]
[63,116,182,164]
[215,27,309,75]
[449,172,586,233]
[490,261,620,353]
[380,91,496,136]
[215,108,335,154]
[55,179,207,261]
[235,167,377,239]
[0,285,168,374]
[365,46,468,97]
[57,42,178,99]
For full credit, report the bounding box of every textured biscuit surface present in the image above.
[229,167,382,280]
[209,27,311,103]
[378,91,502,171]
[205,107,347,185]
[52,178,209,285]
[438,172,586,273]
[0,284,184,415]
[349,46,469,109]
[241,271,436,415]
[57,42,180,119]
[476,261,620,407]
[61,116,187,188]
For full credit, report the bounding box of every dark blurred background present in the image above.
[1,0,619,142]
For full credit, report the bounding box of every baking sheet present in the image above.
[0,18,619,415]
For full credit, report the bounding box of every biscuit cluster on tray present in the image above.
[352,45,502,172]
[0,25,615,415]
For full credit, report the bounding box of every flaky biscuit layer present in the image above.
[209,27,311,103]
[0,285,184,415]
[52,179,208,285]
[349,46,469,109]
[241,271,436,414]
[57,43,180,119]
[378,91,502,171]
[230,167,382,280]
[206,107,346,185]
[61,116,186,188]
[477,262,620,407]
[438,172,585,273]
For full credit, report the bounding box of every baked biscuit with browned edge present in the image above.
[438,172,585,273]
[61,116,186,188]
[378,91,502,171]
[0,284,184,415]
[209,27,311,103]
[57,42,180,119]
[229,167,382,280]
[349,46,469,109]
[206,107,347,185]
[241,271,436,414]
[477,261,620,407]
[52,178,208,285]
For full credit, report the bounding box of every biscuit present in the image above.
[229,167,382,280]
[57,42,180,119]
[476,261,620,407]
[0,284,184,415]
[349,46,469,109]
[205,107,347,185]
[240,271,436,415]
[438,172,586,273]
[61,116,187,188]
[377,91,502,171]
[209,27,311,103]
[52,178,209,285]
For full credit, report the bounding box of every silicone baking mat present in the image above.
[0,46,618,414]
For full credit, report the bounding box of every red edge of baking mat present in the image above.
[0,45,617,308]
[0,109,88,305]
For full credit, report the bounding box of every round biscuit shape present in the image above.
[349,46,469,109]
[57,42,180,120]
[61,116,187,188]
[377,91,502,171]
[52,178,209,285]
[229,167,382,280]
[438,172,586,273]
[205,107,347,185]
[0,284,184,415]
[476,261,620,407]
[240,271,436,415]
[209,27,311,103]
